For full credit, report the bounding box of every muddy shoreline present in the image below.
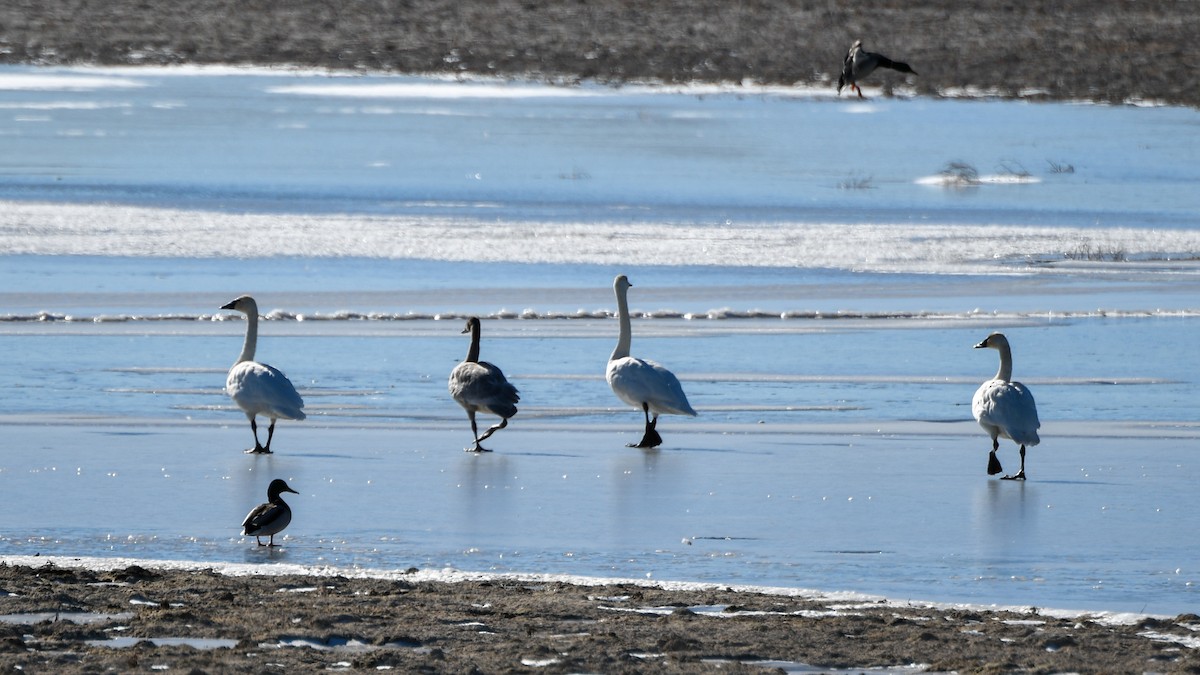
[1,562,1197,673]
[3,1,1200,107]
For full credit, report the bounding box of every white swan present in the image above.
[448,317,520,452]
[972,332,1041,480]
[221,295,306,454]
[606,275,696,448]
[241,478,298,547]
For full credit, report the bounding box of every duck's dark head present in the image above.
[267,478,299,500]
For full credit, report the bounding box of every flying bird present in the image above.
[448,316,520,452]
[972,332,1041,480]
[838,40,917,98]
[606,275,696,448]
[242,478,298,547]
[220,295,306,454]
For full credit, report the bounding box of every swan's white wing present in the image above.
[227,361,306,420]
[607,356,696,417]
[973,379,1040,445]
[241,501,291,536]
[449,361,519,418]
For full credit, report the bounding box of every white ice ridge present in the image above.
[0,554,1173,628]
[4,308,1200,324]
[267,81,606,99]
[0,73,146,92]
[4,200,1200,274]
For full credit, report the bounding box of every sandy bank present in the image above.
[1,558,1198,673]
[2,0,1199,107]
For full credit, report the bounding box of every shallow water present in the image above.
[0,66,1197,617]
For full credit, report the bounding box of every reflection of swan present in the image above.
[448,317,519,452]
[837,40,917,98]
[221,296,306,454]
[606,275,696,448]
[972,332,1040,480]
[242,478,298,547]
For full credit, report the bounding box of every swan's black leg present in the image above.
[1002,445,1027,481]
[645,416,663,447]
[260,419,277,454]
[465,410,491,452]
[630,405,664,448]
[248,417,276,454]
[473,417,507,452]
[246,417,269,454]
[987,438,1003,475]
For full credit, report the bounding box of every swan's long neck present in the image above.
[994,343,1013,382]
[611,284,632,362]
[236,311,258,364]
[465,322,481,363]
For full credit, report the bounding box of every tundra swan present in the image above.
[221,295,306,454]
[972,332,1041,480]
[241,478,298,547]
[838,40,917,98]
[606,275,696,448]
[448,317,520,452]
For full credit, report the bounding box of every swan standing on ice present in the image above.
[972,332,1041,480]
[241,478,298,547]
[837,40,917,98]
[448,317,520,452]
[220,295,306,454]
[606,275,696,448]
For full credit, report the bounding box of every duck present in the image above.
[972,332,1041,480]
[448,316,520,452]
[241,478,298,547]
[837,40,917,98]
[220,295,306,454]
[606,275,696,448]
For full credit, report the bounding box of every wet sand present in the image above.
[3,0,1199,107]
[1,560,1198,673]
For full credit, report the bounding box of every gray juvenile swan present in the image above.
[606,275,696,448]
[972,332,1041,480]
[221,295,306,454]
[241,478,298,547]
[837,40,917,98]
[448,316,520,452]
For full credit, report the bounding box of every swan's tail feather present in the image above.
[1012,429,1039,446]
[657,401,697,417]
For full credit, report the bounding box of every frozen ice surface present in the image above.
[0,66,1198,617]
[0,418,1196,616]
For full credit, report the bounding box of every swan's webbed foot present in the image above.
[465,445,493,453]
[629,420,663,448]
[987,450,1003,476]
[245,446,272,454]
[1001,470,1026,481]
